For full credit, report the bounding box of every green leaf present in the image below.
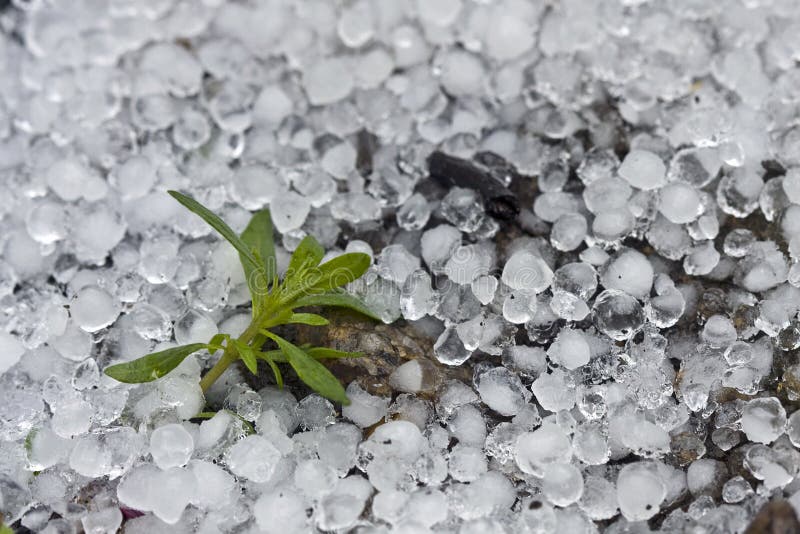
[168,190,260,271]
[207,333,229,354]
[282,235,325,292]
[241,209,277,279]
[24,428,37,455]
[241,209,276,312]
[209,333,228,347]
[285,313,329,326]
[263,331,349,404]
[263,356,284,388]
[104,343,208,383]
[306,347,364,359]
[232,339,258,375]
[1,523,13,534]
[311,252,371,291]
[255,348,288,363]
[281,253,371,305]
[293,290,382,321]
[249,333,296,389]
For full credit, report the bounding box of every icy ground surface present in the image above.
[4,0,800,533]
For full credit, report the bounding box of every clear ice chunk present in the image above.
[434,326,473,366]
[440,187,486,233]
[592,289,645,341]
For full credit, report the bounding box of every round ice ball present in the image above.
[150,423,194,469]
[70,285,121,333]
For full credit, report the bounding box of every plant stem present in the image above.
[199,311,269,393]
[199,345,239,392]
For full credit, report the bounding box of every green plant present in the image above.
[104,191,378,404]
[0,515,12,534]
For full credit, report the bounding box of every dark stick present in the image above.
[427,151,520,221]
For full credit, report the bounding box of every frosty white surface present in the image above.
[0,0,797,531]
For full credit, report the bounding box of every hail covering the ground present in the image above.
[2,0,800,533]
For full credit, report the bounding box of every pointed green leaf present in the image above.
[241,209,276,310]
[311,252,371,292]
[250,332,268,352]
[263,356,284,388]
[263,332,349,404]
[306,347,364,359]
[289,235,325,267]
[241,351,258,374]
[255,348,288,363]
[24,428,38,455]
[282,235,325,293]
[241,209,276,279]
[232,339,258,375]
[168,190,260,270]
[207,333,229,354]
[104,343,208,383]
[209,333,228,347]
[281,253,371,305]
[285,313,329,326]
[293,290,382,321]
[248,249,270,315]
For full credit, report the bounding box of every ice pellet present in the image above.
[447,444,487,482]
[701,315,737,348]
[600,249,654,299]
[417,0,462,26]
[254,489,309,534]
[421,225,462,273]
[0,331,25,374]
[531,370,576,412]
[475,367,531,416]
[397,193,432,230]
[722,476,753,504]
[514,423,572,476]
[434,326,473,366]
[541,463,584,507]
[389,360,430,394]
[592,289,645,341]
[547,328,590,370]
[658,182,703,224]
[378,244,421,285]
[501,250,553,293]
[150,423,194,469]
[304,58,354,106]
[70,286,120,333]
[174,309,218,345]
[618,150,667,190]
[342,383,390,428]
[616,462,666,521]
[225,435,281,482]
[739,397,787,444]
[550,213,588,251]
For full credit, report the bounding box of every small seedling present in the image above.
[104,191,379,404]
